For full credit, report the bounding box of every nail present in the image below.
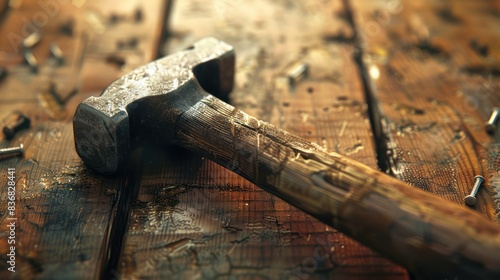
[287,62,309,86]
[485,107,500,133]
[464,175,485,206]
[24,51,38,73]
[23,31,41,49]
[0,144,24,159]
[50,43,64,65]
[2,111,31,140]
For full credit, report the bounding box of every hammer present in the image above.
[73,37,500,279]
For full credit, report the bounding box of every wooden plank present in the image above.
[0,123,120,278]
[0,0,167,278]
[348,0,499,222]
[118,0,407,279]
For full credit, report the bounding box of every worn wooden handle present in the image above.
[175,94,500,279]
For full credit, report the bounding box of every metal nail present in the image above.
[2,111,31,140]
[0,144,24,158]
[24,51,38,73]
[23,31,41,49]
[464,175,485,206]
[485,107,500,133]
[49,43,64,65]
[287,62,309,87]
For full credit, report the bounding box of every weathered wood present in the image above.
[0,123,120,279]
[0,0,167,278]
[346,0,500,277]
[349,0,500,219]
[113,30,500,277]
[179,92,500,277]
[1,0,498,278]
[118,0,408,279]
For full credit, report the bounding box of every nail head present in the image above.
[464,195,477,206]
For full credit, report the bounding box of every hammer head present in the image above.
[73,37,235,173]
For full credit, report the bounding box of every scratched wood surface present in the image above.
[117,1,408,279]
[349,0,500,220]
[0,0,498,279]
[0,0,168,279]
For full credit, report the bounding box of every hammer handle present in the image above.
[175,94,500,279]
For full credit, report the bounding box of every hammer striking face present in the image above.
[73,37,234,173]
[73,38,500,279]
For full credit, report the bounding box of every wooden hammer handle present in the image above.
[175,94,500,279]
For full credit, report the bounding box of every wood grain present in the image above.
[118,0,408,279]
[176,88,500,278]
[0,0,498,279]
[349,0,500,220]
[0,0,167,278]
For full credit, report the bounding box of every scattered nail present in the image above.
[2,111,31,140]
[287,62,309,87]
[464,175,485,206]
[0,143,24,159]
[485,107,500,134]
[49,43,64,65]
[23,51,38,73]
[23,31,41,49]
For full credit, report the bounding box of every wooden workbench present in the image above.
[0,0,498,279]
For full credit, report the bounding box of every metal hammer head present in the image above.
[73,37,235,173]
